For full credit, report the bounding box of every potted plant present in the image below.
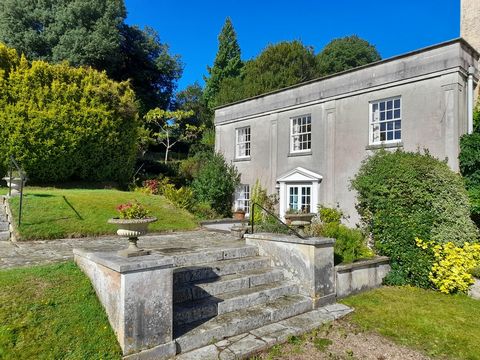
[284,208,315,225]
[108,201,157,257]
[233,208,246,220]
[3,170,27,197]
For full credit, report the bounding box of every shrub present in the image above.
[250,180,278,223]
[471,266,480,279]
[142,179,160,195]
[116,201,150,219]
[351,150,478,287]
[0,46,139,184]
[416,238,480,294]
[192,201,219,220]
[310,206,372,264]
[192,152,239,217]
[162,184,194,211]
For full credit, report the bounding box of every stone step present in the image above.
[170,246,258,267]
[0,222,9,231]
[174,281,298,326]
[174,294,313,354]
[0,230,9,241]
[175,303,354,360]
[174,268,285,304]
[173,256,271,285]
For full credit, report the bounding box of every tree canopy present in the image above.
[0,0,182,112]
[316,35,381,76]
[215,40,317,105]
[203,17,243,109]
[0,43,139,183]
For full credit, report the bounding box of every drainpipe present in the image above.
[468,66,475,134]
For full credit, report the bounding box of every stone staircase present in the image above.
[170,245,313,355]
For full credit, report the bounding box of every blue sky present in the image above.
[125,0,460,91]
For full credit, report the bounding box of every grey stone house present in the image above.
[215,0,480,224]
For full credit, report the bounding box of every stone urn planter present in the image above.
[108,217,157,257]
[3,176,27,197]
[284,212,315,225]
[233,209,246,220]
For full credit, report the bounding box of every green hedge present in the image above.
[0,43,139,184]
[351,150,478,287]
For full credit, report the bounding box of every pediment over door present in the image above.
[277,167,323,183]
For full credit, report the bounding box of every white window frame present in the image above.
[235,184,250,215]
[286,184,312,213]
[369,97,402,145]
[290,115,312,153]
[235,126,251,159]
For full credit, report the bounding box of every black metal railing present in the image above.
[7,156,26,226]
[250,202,305,239]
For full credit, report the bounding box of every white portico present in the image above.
[277,167,322,218]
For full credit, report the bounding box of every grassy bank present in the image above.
[0,262,121,359]
[6,187,197,240]
[342,286,480,359]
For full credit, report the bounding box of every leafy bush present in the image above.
[0,45,139,183]
[471,266,480,279]
[310,206,372,264]
[351,150,478,287]
[459,126,480,225]
[192,152,239,217]
[416,238,480,294]
[250,180,278,223]
[162,184,194,211]
[191,201,219,220]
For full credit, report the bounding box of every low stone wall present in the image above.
[335,257,390,298]
[245,233,336,307]
[74,249,176,359]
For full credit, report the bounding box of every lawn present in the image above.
[6,187,198,240]
[342,286,480,359]
[0,262,121,360]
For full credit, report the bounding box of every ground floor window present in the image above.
[235,184,250,215]
[287,185,311,213]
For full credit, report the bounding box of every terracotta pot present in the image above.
[233,210,246,220]
[108,217,157,257]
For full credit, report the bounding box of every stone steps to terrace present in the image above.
[170,244,314,356]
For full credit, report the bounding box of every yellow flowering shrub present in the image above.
[416,238,480,294]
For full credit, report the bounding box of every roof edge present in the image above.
[215,38,479,111]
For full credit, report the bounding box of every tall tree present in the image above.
[204,17,243,109]
[175,82,212,128]
[316,35,381,76]
[215,40,317,106]
[0,0,182,112]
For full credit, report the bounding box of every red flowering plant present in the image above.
[116,201,151,219]
[142,179,160,195]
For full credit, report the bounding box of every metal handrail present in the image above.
[8,156,26,226]
[250,202,305,239]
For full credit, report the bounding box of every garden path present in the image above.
[0,230,240,270]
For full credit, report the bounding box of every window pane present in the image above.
[380,112,386,121]
[395,120,401,129]
[387,122,393,131]
[387,132,393,141]
[380,123,386,131]
[380,102,385,111]
[380,132,386,141]
[395,130,401,139]
[394,109,400,118]
[394,99,400,108]
[386,110,393,120]
[387,100,393,110]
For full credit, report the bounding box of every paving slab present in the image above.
[175,303,354,359]
[0,230,244,270]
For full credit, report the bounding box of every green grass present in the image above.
[342,286,480,359]
[6,187,198,240]
[0,262,121,359]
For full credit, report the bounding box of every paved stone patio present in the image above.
[0,230,242,270]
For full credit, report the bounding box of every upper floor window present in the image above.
[291,115,311,153]
[235,126,251,159]
[370,97,401,144]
